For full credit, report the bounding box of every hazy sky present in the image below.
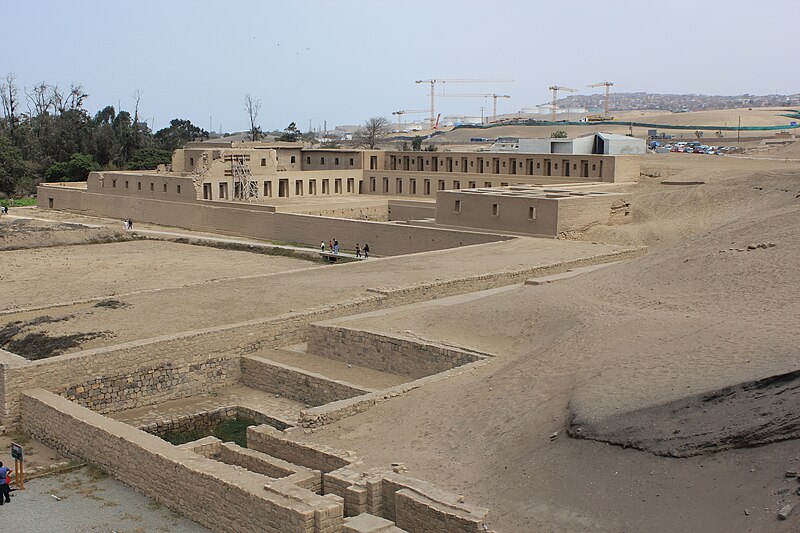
[5,0,798,132]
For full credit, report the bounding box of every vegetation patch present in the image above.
[0,315,111,360]
[161,417,256,448]
[93,299,130,310]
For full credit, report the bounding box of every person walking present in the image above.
[355,244,361,258]
[0,462,11,504]
[363,243,370,258]
[320,241,326,252]
[333,238,339,255]
[328,240,333,252]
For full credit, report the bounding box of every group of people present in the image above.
[0,462,12,505]
[320,239,370,258]
[0,205,8,216]
[124,218,133,230]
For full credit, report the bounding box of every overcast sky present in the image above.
[5,0,797,132]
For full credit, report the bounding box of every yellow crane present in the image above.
[548,85,577,122]
[391,110,428,128]
[441,94,511,123]
[415,79,513,129]
[588,81,614,117]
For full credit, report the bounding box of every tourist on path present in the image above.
[363,243,369,258]
[333,238,339,254]
[328,240,333,252]
[355,244,361,258]
[320,241,325,252]
[0,462,11,504]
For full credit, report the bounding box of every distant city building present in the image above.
[490,132,646,155]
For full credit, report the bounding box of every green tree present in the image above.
[154,119,209,152]
[44,152,99,182]
[0,132,30,194]
[277,122,301,142]
[127,146,172,170]
[411,135,423,151]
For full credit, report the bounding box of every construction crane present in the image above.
[391,109,428,128]
[588,81,614,117]
[548,85,577,122]
[441,94,511,123]
[415,79,513,129]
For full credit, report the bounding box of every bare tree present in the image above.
[354,116,391,149]
[26,81,55,118]
[0,73,19,131]
[244,94,262,141]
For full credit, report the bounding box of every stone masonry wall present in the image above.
[241,355,369,407]
[21,389,345,533]
[0,294,385,426]
[307,326,488,379]
[248,425,355,474]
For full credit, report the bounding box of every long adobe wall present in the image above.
[37,184,511,255]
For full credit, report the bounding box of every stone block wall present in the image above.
[241,355,369,407]
[138,405,292,437]
[307,326,488,379]
[0,293,386,426]
[21,389,345,533]
[248,425,355,474]
[394,489,484,533]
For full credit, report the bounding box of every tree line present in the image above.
[0,73,208,196]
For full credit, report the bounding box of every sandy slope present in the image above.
[302,154,800,532]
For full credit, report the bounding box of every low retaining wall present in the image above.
[241,355,369,407]
[307,327,489,379]
[139,405,292,436]
[21,389,344,533]
[248,425,355,474]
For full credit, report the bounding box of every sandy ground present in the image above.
[296,153,800,532]
[0,239,316,312]
[0,233,629,354]
[6,467,208,533]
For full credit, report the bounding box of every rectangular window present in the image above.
[218,183,225,198]
[264,181,272,197]
[335,178,342,193]
[410,178,416,194]
[307,156,311,164]
[322,179,329,194]
[492,203,499,216]
[137,182,141,190]
[347,178,354,193]
[453,181,460,189]
[177,185,181,194]
[396,178,403,194]
[112,179,117,188]
[125,181,129,189]
[203,183,211,199]
[321,157,325,165]
[150,183,154,192]
[189,157,194,166]
[309,180,317,195]
[295,181,303,196]
[164,183,168,193]
[484,182,492,188]
[349,158,354,165]
[371,177,376,192]
[592,164,596,171]
[424,179,431,195]
[468,181,476,188]
[454,200,461,213]
[291,155,296,164]
[528,206,536,220]
[383,177,389,193]
[438,180,445,190]
[335,157,339,165]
